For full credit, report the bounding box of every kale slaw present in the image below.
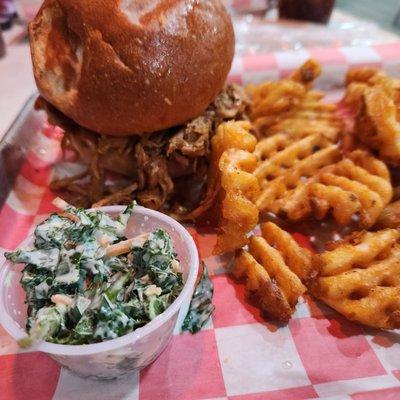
[4,199,215,348]
[5,200,185,346]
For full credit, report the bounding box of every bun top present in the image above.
[29,0,235,136]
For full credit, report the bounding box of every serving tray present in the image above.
[1,46,400,400]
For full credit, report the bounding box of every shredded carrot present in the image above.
[58,212,80,223]
[51,294,74,306]
[98,235,112,247]
[106,233,149,257]
[52,197,71,211]
[106,239,134,257]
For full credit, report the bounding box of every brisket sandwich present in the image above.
[29,0,248,213]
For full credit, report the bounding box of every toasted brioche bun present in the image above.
[29,0,234,136]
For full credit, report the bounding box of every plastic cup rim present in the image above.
[0,205,199,356]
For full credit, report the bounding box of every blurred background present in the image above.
[2,0,400,55]
[1,0,400,136]
[337,0,400,34]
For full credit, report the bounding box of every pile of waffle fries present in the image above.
[195,60,400,329]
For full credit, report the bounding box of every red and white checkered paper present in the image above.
[2,44,400,400]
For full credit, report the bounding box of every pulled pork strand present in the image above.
[49,84,249,212]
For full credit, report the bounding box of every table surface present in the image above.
[2,9,400,400]
[0,25,36,140]
[0,10,398,141]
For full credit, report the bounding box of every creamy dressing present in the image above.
[15,248,60,270]
[5,203,185,346]
[55,268,80,284]
[182,265,215,334]
[34,280,51,299]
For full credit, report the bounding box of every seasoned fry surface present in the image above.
[254,134,392,227]
[375,200,400,229]
[233,222,310,322]
[234,250,295,323]
[249,59,343,142]
[311,229,400,329]
[225,63,400,332]
[214,149,260,254]
[186,120,257,222]
[261,222,314,282]
[246,61,393,228]
[344,67,400,165]
[186,121,260,255]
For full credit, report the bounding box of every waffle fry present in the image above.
[233,223,309,322]
[344,68,394,113]
[214,149,260,254]
[185,120,257,221]
[289,59,322,87]
[254,99,342,142]
[310,229,400,329]
[185,121,260,254]
[249,59,343,141]
[260,222,314,282]
[254,132,392,227]
[356,86,400,165]
[249,80,307,121]
[211,121,258,161]
[254,133,340,217]
[344,68,400,164]
[345,67,379,84]
[375,200,400,229]
[345,67,400,93]
[310,153,393,227]
[343,82,370,114]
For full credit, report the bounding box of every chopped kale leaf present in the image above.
[182,264,215,334]
[5,202,184,346]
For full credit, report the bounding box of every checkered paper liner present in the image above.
[2,43,400,400]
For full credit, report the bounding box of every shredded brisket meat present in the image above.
[46,84,249,212]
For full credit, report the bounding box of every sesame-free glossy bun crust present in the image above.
[29,0,234,136]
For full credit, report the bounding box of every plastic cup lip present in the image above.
[0,205,199,356]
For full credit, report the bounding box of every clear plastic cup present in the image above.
[0,206,199,379]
